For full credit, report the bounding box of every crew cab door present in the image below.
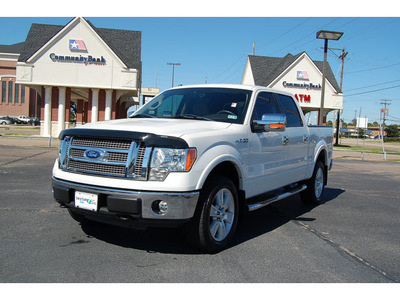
[246,91,292,198]
[274,93,309,182]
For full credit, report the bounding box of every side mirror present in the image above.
[252,113,286,132]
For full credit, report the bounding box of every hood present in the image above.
[79,118,231,138]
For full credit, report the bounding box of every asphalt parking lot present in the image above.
[0,142,399,284]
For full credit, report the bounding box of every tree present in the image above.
[385,124,399,137]
[358,128,366,138]
[341,119,347,129]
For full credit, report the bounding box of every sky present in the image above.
[1,1,399,125]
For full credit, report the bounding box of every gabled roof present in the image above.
[248,52,341,93]
[17,18,141,71]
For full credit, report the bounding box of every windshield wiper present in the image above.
[174,114,212,121]
[129,114,155,118]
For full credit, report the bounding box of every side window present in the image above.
[276,94,303,127]
[251,92,279,121]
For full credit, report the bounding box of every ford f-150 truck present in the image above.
[52,84,333,252]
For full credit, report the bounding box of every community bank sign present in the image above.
[282,81,321,90]
[50,53,106,65]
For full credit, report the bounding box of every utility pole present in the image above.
[380,99,392,161]
[167,62,181,87]
[380,99,391,127]
[357,106,362,146]
[332,48,349,145]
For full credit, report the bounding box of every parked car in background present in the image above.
[0,116,14,125]
[30,117,40,126]
[17,115,31,124]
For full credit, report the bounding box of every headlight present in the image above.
[59,136,69,169]
[149,148,197,181]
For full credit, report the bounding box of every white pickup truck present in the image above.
[52,84,333,252]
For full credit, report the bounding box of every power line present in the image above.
[346,62,400,74]
[346,84,400,97]
[271,18,340,55]
[212,53,246,82]
[344,79,400,92]
[258,18,312,50]
[387,114,400,121]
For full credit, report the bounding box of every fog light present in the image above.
[159,201,169,214]
[151,200,169,215]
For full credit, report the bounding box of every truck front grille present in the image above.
[60,136,151,180]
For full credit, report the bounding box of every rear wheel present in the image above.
[301,160,326,205]
[186,175,239,253]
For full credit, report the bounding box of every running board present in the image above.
[247,184,307,212]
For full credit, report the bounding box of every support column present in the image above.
[58,87,66,135]
[91,88,99,123]
[105,89,112,121]
[76,99,84,124]
[43,86,52,137]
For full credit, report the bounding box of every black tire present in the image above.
[186,175,239,253]
[301,160,326,205]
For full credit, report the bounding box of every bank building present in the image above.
[241,52,343,124]
[0,17,142,137]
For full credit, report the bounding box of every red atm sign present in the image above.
[294,94,311,102]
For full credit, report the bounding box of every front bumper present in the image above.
[52,177,199,228]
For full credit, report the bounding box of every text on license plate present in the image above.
[75,191,98,211]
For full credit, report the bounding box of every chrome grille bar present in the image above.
[60,136,150,180]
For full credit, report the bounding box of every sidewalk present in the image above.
[0,135,60,148]
[333,149,400,162]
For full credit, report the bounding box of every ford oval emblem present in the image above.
[84,149,107,160]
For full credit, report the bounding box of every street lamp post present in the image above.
[167,62,181,87]
[316,30,343,125]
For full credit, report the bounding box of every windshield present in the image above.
[132,87,252,124]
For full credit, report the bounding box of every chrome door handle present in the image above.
[303,135,309,143]
[283,136,289,145]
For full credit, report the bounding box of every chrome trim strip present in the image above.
[68,157,127,166]
[248,184,307,211]
[70,145,131,153]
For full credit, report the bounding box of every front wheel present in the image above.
[186,175,239,253]
[301,160,326,205]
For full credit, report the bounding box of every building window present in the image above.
[2,81,6,103]
[15,84,19,103]
[21,86,25,103]
[8,81,13,103]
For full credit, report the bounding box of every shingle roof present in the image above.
[86,20,141,70]
[0,42,26,54]
[18,23,64,62]
[248,52,341,93]
[16,18,141,71]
